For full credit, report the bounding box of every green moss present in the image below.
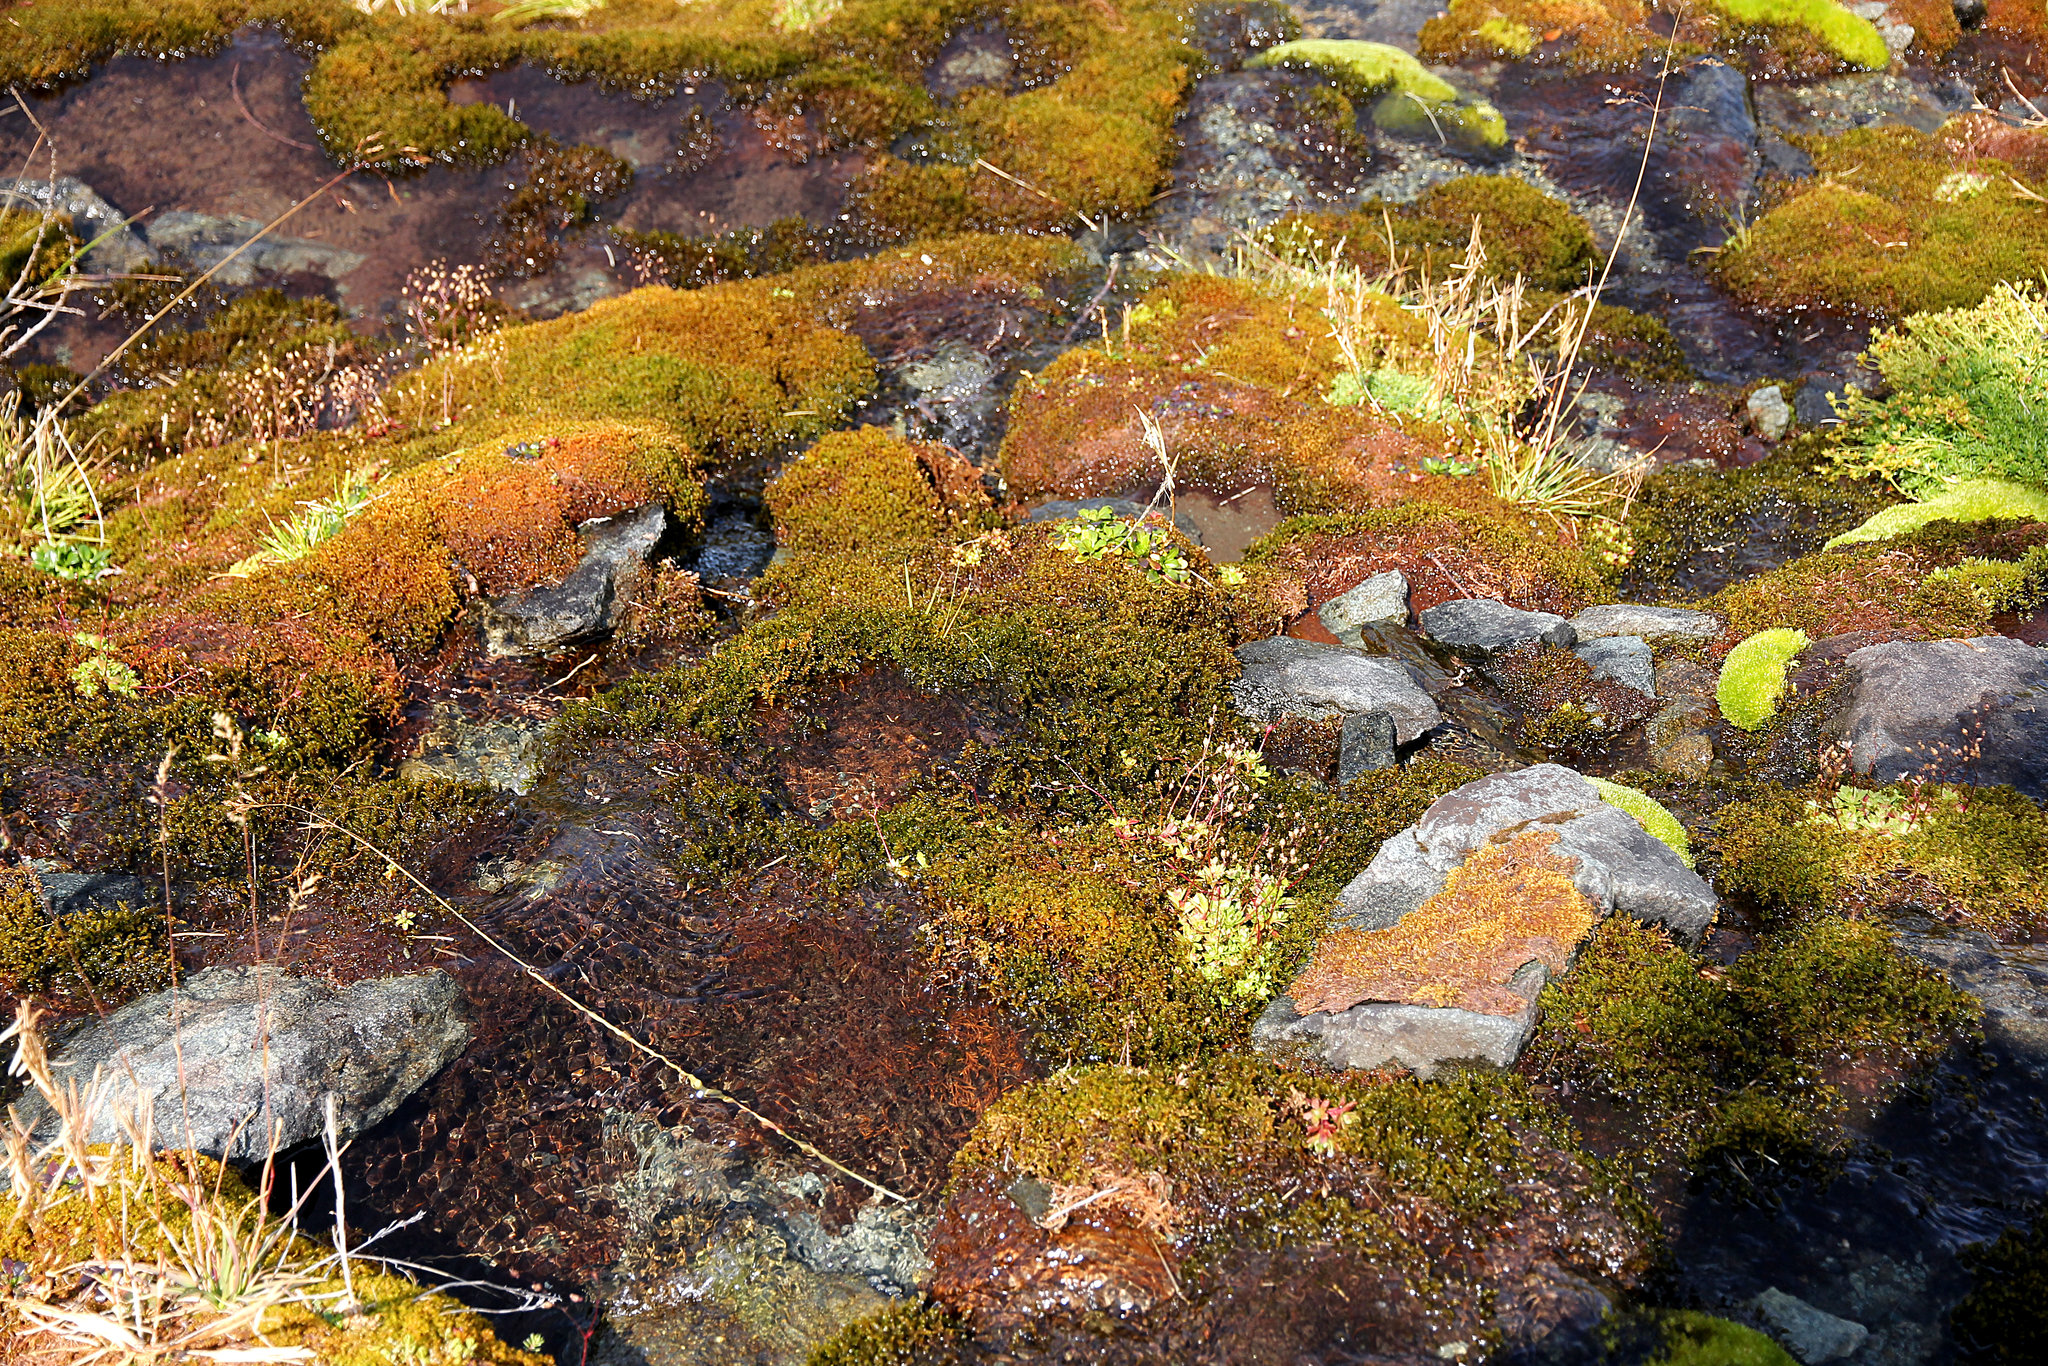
[1590,777,1693,866]
[1717,121,2048,318]
[765,427,967,553]
[1638,1311,1799,1366]
[1717,628,1810,730]
[1247,39,1507,151]
[805,1296,966,1366]
[1717,783,2048,936]
[1528,914,1977,1166]
[1268,175,1598,291]
[1824,479,2048,548]
[0,866,167,1004]
[1954,1210,2048,1364]
[1711,0,1888,66]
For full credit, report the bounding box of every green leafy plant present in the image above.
[68,632,139,699]
[1055,505,1192,585]
[226,471,381,578]
[31,541,108,580]
[1808,782,1966,837]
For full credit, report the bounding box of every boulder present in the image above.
[1318,570,1410,639]
[1334,764,1719,943]
[1253,959,1547,1080]
[1419,598,1576,655]
[21,966,470,1162]
[481,503,667,656]
[1837,637,2048,799]
[1231,636,1441,743]
[1750,1288,1868,1364]
[1568,603,1721,642]
[1574,635,1655,697]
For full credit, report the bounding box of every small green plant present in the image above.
[68,632,139,699]
[1717,628,1810,731]
[1808,781,1966,837]
[1422,454,1477,476]
[31,541,109,579]
[227,471,381,578]
[1055,505,1192,585]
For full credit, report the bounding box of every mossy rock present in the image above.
[1267,175,1599,291]
[1247,39,1507,151]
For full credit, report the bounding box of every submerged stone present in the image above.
[1575,635,1656,698]
[400,703,545,794]
[1750,1288,1869,1364]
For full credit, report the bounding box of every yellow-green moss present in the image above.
[1247,40,1507,151]
[766,426,982,554]
[1825,480,2048,548]
[1267,175,1599,291]
[1590,777,1693,865]
[1716,627,1809,730]
[0,865,166,1003]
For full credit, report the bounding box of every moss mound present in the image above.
[1717,627,1810,730]
[1825,480,2048,549]
[1717,119,2048,319]
[1247,38,1508,150]
[1591,776,1694,865]
[1268,175,1599,291]
[767,426,992,554]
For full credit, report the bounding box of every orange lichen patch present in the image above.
[1290,829,1597,1017]
[1244,506,1606,617]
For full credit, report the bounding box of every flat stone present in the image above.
[1568,603,1721,641]
[1319,570,1410,640]
[0,176,151,273]
[147,210,366,284]
[1419,598,1576,655]
[481,503,667,656]
[21,966,470,1162]
[1838,637,2048,799]
[1231,637,1441,743]
[1334,764,1718,943]
[1336,709,1396,782]
[1253,960,1546,1079]
[1751,1288,1869,1364]
[1574,636,1655,697]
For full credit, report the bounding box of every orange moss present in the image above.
[1292,829,1598,1016]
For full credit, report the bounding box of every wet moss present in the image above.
[1527,914,1977,1170]
[1717,782,2048,937]
[1954,1209,2048,1364]
[1269,175,1599,291]
[617,216,833,291]
[0,865,167,1004]
[806,1296,967,1366]
[489,135,635,278]
[1716,119,2048,318]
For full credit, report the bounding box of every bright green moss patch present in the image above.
[1711,0,1888,66]
[1717,628,1809,730]
[1590,777,1693,865]
[1716,119,2048,318]
[1248,39,1507,151]
[1640,1311,1799,1366]
[1833,282,2048,496]
[1825,480,2048,548]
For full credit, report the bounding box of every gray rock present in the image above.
[1838,637,2048,799]
[1337,710,1397,783]
[1319,570,1410,640]
[1569,603,1721,642]
[1252,960,1547,1079]
[1335,764,1718,943]
[1231,636,1441,743]
[1955,0,1986,23]
[1748,384,1793,440]
[146,211,365,285]
[22,966,469,1162]
[481,503,667,656]
[1419,598,1576,655]
[1751,1288,1869,1364]
[400,703,545,794]
[1794,376,1856,427]
[1575,636,1655,698]
[1023,497,1204,545]
[39,871,156,918]
[0,177,150,273]
[896,339,1001,454]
